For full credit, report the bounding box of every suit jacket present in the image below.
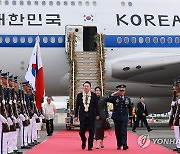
[75,92,99,122]
[136,102,148,118]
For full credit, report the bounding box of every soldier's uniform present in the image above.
[0,72,9,154]
[170,80,180,153]
[107,85,132,150]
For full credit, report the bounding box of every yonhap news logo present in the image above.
[137,134,179,149]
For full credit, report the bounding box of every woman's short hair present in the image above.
[94,86,102,92]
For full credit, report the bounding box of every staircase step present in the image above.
[77,73,97,77]
[76,54,97,58]
[78,67,98,71]
[77,62,98,66]
[77,76,97,80]
[78,70,97,74]
[76,59,97,63]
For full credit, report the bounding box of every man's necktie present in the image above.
[85,95,88,105]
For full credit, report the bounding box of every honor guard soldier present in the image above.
[1,72,16,154]
[19,81,31,149]
[0,72,9,154]
[170,79,180,153]
[107,84,132,150]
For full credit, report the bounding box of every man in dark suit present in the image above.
[74,81,99,151]
[107,84,132,150]
[132,96,153,132]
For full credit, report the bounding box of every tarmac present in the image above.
[19,123,176,153]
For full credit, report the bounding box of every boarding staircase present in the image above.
[65,33,106,130]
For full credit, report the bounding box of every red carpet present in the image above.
[26,130,176,154]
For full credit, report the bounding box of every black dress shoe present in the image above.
[148,129,153,132]
[101,146,104,148]
[81,142,86,150]
[123,145,129,150]
[88,148,92,151]
[15,151,23,154]
[132,129,136,132]
[117,146,121,150]
[21,146,31,149]
[173,148,177,151]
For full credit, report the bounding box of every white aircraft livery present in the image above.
[0,0,180,113]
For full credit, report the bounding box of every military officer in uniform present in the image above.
[170,79,180,153]
[107,84,132,150]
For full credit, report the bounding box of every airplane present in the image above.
[0,0,180,113]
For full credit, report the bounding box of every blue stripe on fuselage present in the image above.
[0,34,180,48]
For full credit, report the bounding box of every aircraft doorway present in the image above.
[83,26,97,51]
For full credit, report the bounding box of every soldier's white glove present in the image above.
[178,100,180,104]
[33,113,39,119]
[7,117,13,126]
[40,115,45,119]
[9,100,12,105]
[17,117,20,123]
[24,114,29,120]
[2,99,5,105]
[171,101,176,106]
[19,114,25,121]
[0,115,7,124]
[12,116,17,123]
[13,100,17,104]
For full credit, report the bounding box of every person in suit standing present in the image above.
[132,96,153,132]
[94,86,108,149]
[107,84,132,150]
[74,81,99,151]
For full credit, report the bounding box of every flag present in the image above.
[25,37,45,109]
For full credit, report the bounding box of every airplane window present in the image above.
[0,1,1,5]
[5,0,9,5]
[131,37,136,43]
[92,1,97,6]
[43,37,48,43]
[153,37,158,43]
[123,67,130,71]
[85,1,90,6]
[128,2,132,6]
[5,37,10,43]
[121,1,125,6]
[13,37,18,43]
[145,37,150,43]
[12,0,16,5]
[56,1,60,6]
[167,37,172,44]
[78,1,82,6]
[58,37,63,43]
[42,1,46,6]
[28,37,33,43]
[117,37,122,43]
[50,37,55,43]
[27,0,31,5]
[136,65,141,69]
[124,37,129,43]
[175,37,179,44]
[64,1,68,6]
[71,1,75,6]
[160,37,165,44]
[34,1,38,5]
[0,37,2,43]
[20,0,24,5]
[49,1,53,6]
[20,37,25,43]
[139,37,144,43]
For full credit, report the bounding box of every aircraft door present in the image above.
[65,25,83,52]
